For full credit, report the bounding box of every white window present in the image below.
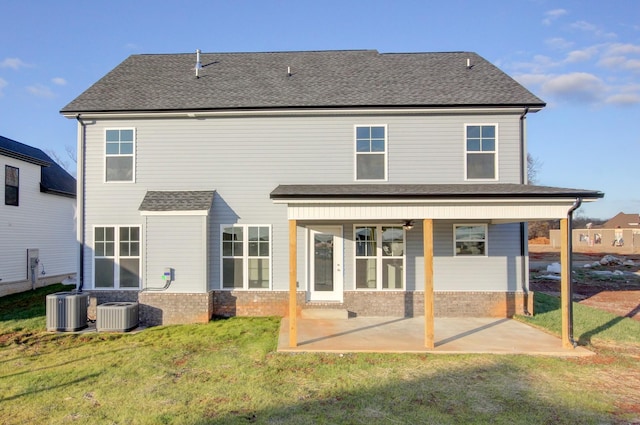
[94,226,141,288]
[454,224,487,256]
[105,129,135,182]
[465,124,497,180]
[221,225,271,289]
[355,125,387,180]
[355,225,405,290]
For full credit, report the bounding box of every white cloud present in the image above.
[605,43,640,56]
[1,57,30,70]
[570,21,616,39]
[545,37,574,50]
[542,9,567,26]
[514,73,552,87]
[606,93,640,105]
[0,77,7,96]
[541,72,607,104]
[564,49,596,63]
[52,77,67,86]
[26,84,55,98]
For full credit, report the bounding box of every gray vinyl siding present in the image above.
[80,112,524,291]
[144,215,207,293]
[432,221,523,292]
[0,156,76,283]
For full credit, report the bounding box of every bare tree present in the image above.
[45,146,77,176]
[527,153,542,184]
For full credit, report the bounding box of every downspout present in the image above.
[519,107,530,313]
[567,197,583,347]
[75,114,85,292]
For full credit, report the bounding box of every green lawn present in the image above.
[0,285,639,424]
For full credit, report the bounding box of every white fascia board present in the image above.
[283,201,585,221]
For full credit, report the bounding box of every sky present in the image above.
[1,0,638,220]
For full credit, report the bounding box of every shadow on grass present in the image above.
[528,292,640,346]
[188,361,611,425]
[0,284,75,323]
[0,372,102,403]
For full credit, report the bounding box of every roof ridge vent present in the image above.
[195,49,202,79]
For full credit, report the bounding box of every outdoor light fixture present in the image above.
[402,220,414,231]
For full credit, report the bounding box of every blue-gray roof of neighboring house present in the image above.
[61,50,545,113]
[0,135,76,198]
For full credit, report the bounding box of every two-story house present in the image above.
[0,135,77,296]
[61,50,602,345]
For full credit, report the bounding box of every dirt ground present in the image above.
[528,244,640,321]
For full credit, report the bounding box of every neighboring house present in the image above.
[602,212,639,229]
[0,135,77,297]
[60,50,603,329]
[552,211,640,248]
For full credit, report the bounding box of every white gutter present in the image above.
[61,106,544,120]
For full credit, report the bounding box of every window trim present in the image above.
[464,123,499,181]
[220,224,272,291]
[453,223,488,257]
[104,128,136,183]
[92,225,142,289]
[354,124,388,182]
[354,224,406,291]
[4,165,19,206]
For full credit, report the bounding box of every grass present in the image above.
[516,292,640,347]
[0,286,639,424]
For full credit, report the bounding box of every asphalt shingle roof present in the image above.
[61,50,545,113]
[0,135,76,197]
[270,184,604,200]
[138,191,215,212]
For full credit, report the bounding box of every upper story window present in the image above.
[5,165,19,206]
[221,225,271,290]
[355,125,387,181]
[105,129,135,182]
[465,125,497,180]
[454,224,487,256]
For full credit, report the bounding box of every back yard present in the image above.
[1,283,639,424]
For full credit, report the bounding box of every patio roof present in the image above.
[270,183,604,200]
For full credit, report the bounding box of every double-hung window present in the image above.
[4,165,18,206]
[355,225,405,289]
[105,129,135,182]
[94,226,141,288]
[465,124,497,180]
[454,224,487,256]
[222,225,271,289]
[355,125,387,180]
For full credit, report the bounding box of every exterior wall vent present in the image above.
[46,292,89,332]
[96,302,139,332]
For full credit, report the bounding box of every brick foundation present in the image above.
[85,291,214,327]
[81,289,531,327]
[137,292,214,326]
[213,290,533,318]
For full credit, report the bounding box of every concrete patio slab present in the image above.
[278,317,593,356]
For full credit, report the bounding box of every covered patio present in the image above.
[271,183,604,351]
[277,316,593,356]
